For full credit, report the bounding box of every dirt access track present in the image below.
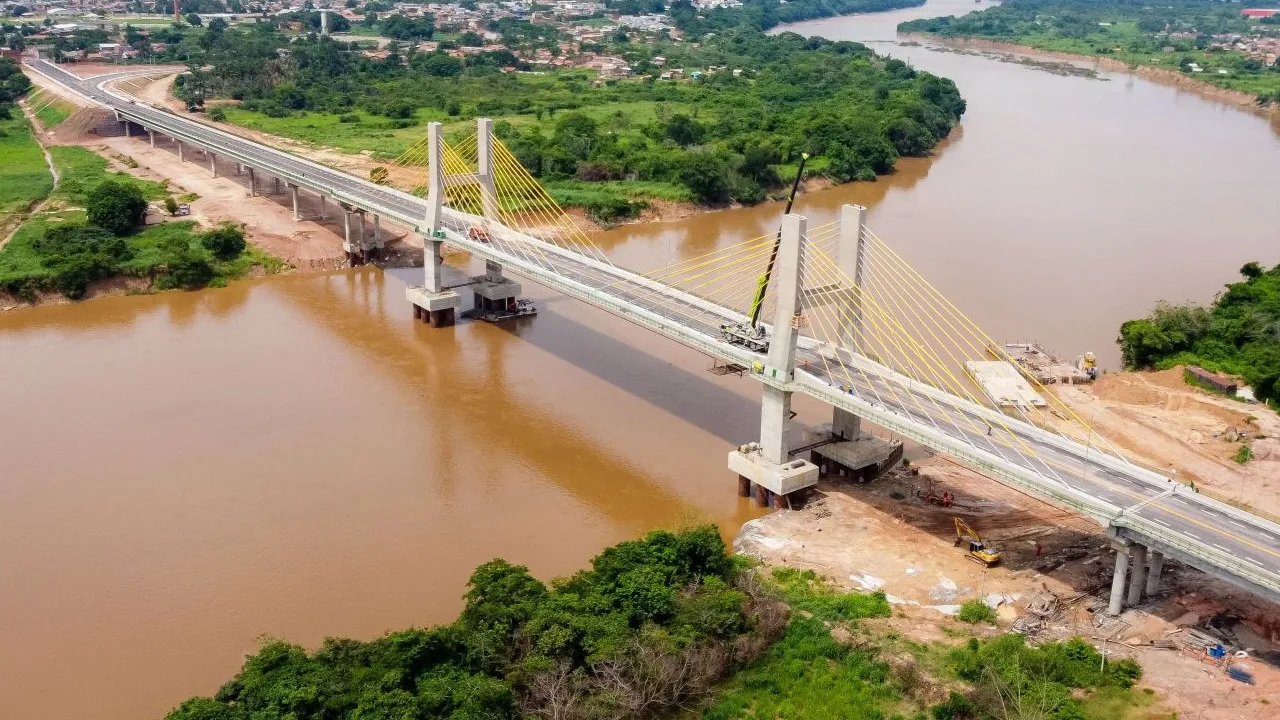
[739,371,1280,719]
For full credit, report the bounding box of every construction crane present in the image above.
[721,153,811,353]
[954,517,1002,567]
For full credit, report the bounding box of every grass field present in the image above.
[0,145,277,298]
[0,115,54,221]
[26,89,76,129]
[47,146,170,206]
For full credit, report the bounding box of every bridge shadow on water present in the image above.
[283,268,755,531]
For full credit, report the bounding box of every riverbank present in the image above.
[899,34,1280,120]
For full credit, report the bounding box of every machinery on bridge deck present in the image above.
[720,321,769,353]
[954,517,1002,567]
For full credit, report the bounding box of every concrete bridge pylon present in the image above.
[407,121,462,327]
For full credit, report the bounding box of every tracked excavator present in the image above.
[954,518,1002,567]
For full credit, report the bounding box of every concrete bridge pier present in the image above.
[176,140,184,163]
[289,184,299,221]
[727,214,820,510]
[808,205,899,480]
[208,152,217,177]
[1146,550,1164,596]
[1108,541,1131,616]
[406,120,462,327]
[1127,544,1149,607]
[148,129,155,147]
[273,177,282,195]
[368,215,383,260]
[342,209,364,265]
[246,167,257,197]
[123,119,131,137]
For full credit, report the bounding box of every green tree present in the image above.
[199,223,245,259]
[186,12,202,26]
[677,150,731,203]
[86,181,148,236]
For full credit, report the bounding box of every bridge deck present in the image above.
[29,59,1280,602]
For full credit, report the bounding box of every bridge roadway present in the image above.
[29,60,1280,603]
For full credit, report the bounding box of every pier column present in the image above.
[407,121,462,328]
[176,140,184,162]
[372,215,383,257]
[290,185,299,221]
[831,204,868,437]
[1108,542,1131,616]
[1145,550,1164,596]
[148,129,155,147]
[208,152,217,177]
[727,214,820,506]
[1127,544,1149,606]
[123,120,131,137]
[273,177,281,195]
[343,210,354,262]
[476,117,500,221]
[247,167,257,197]
[320,195,328,220]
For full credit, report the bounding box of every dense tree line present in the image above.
[670,0,927,36]
[1119,262,1280,404]
[0,57,31,116]
[169,24,963,210]
[900,0,1260,39]
[163,526,792,720]
[899,0,1280,101]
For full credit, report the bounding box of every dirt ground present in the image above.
[1052,368,1280,517]
[737,457,1280,719]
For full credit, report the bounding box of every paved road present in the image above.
[32,60,1280,600]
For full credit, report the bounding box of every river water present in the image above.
[3,2,1280,718]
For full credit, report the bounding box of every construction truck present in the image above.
[954,518,1002,567]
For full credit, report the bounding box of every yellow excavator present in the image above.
[954,518,1002,567]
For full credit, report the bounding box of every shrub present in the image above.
[163,196,180,216]
[1235,445,1253,464]
[956,599,997,625]
[199,224,246,260]
[32,223,132,299]
[85,180,147,236]
[207,107,226,122]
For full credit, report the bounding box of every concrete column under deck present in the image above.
[247,167,257,197]
[1108,543,1131,616]
[1146,551,1164,596]
[320,195,328,220]
[176,140,184,162]
[208,152,217,177]
[1127,544,1149,606]
[148,129,155,147]
[290,185,299,220]
[726,214,819,507]
[273,177,282,195]
[123,120,130,137]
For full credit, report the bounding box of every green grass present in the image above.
[0,146,279,299]
[0,115,54,220]
[1080,686,1174,720]
[27,90,74,129]
[956,598,997,625]
[700,568,898,719]
[1235,445,1254,464]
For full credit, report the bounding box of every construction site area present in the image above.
[738,366,1280,719]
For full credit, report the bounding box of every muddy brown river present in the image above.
[3,2,1280,717]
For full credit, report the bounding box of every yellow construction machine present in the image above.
[954,518,1002,567]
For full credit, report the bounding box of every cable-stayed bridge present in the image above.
[26,59,1280,613]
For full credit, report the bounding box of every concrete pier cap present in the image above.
[728,444,819,497]
[406,286,462,312]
